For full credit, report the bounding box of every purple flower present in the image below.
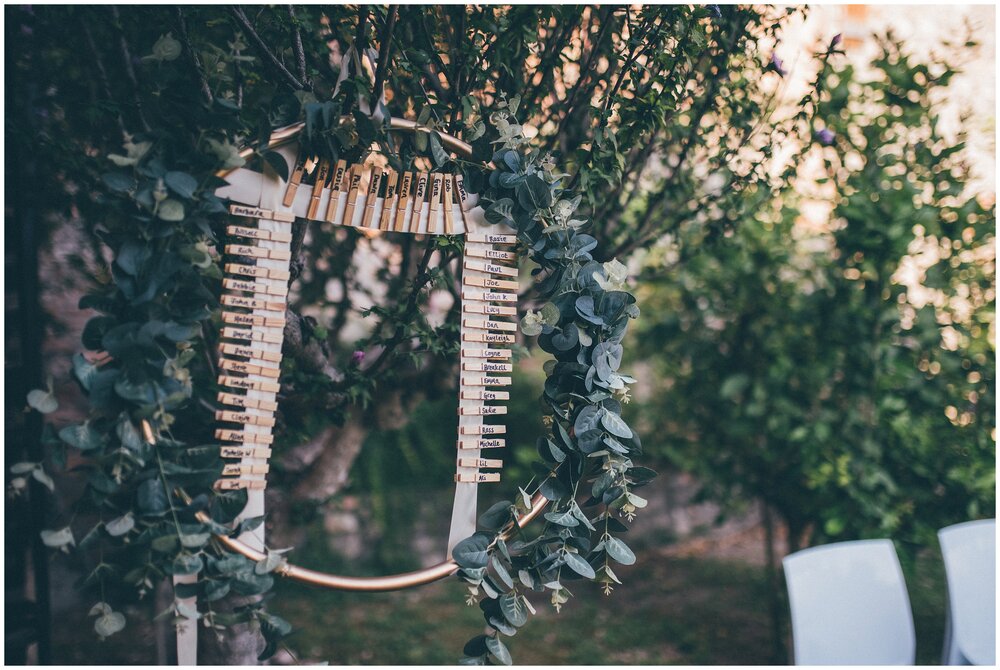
[708,5,722,18]
[351,350,365,365]
[830,33,843,50]
[815,128,835,146]
[769,52,787,77]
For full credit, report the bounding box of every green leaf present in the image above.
[102,172,135,193]
[180,533,210,548]
[824,517,846,536]
[574,405,602,436]
[430,132,451,166]
[137,478,169,516]
[172,553,203,575]
[453,533,491,569]
[499,592,528,627]
[479,501,514,530]
[519,312,543,337]
[27,388,58,414]
[59,422,103,451]
[117,416,145,451]
[720,374,750,400]
[491,555,514,590]
[94,611,126,638]
[261,151,290,182]
[518,570,535,589]
[255,551,285,575]
[175,601,201,621]
[544,508,579,527]
[40,526,75,549]
[600,411,633,439]
[604,536,636,565]
[157,199,185,222]
[89,602,112,617]
[10,462,37,475]
[105,513,135,537]
[151,534,179,553]
[592,342,623,381]
[562,550,595,579]
[204,579,231,602]
[487,615,517,637]
[463,634,489,657]
[517,174,552,211]
[148,33,181,62]
[539,302,560,326]
[165,171,198,199]
[484,198,515,227]
[414,129,429,152]
[502,150,521,172]
[485,636,512,666]
[72,353,99,391]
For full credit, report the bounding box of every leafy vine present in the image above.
[453,97,653,665]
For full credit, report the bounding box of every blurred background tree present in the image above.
[635,33,994,555]
[633,32,995,661]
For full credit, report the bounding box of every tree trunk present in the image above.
[761,501,788,664]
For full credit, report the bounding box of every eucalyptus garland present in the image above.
[453,98,652,665]
[28,83,651,662]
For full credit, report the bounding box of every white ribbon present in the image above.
[332,45,386,123]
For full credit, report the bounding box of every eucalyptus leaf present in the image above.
[544,508,579,527]
[165,171,198,199]
[40,526,75,549]
[105,513,135,537]
[157,199,185,222]
[59,422,104,451]
[485,635,512,666]
[94,611,126,638]
[27,388,58,414]
[604,536,637,565]
[600,410,633,439]
[499,592,528,627]
[453,533,491,569]
[562,551,596,579]
[10,462,36,475]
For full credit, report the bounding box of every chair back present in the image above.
[938,519,996,665]
[783,539,915,665]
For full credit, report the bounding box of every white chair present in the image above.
[939,519,996,665]
[783,539,916,665]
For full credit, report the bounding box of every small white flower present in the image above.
[108,135,152,167]
[594,258,629,291]
[520,309,544,336]
[206,138,246,169]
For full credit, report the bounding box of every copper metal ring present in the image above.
[209,118,548,591]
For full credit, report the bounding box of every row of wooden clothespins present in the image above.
[282,156,474,234]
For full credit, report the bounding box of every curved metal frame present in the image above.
[209,118,548,591]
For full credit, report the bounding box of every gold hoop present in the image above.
[206,118,548,591]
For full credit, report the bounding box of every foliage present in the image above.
[634,36,995,554]
[8,4,807,662]
[452,99,648,664]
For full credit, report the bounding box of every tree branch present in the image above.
[354,5,370,51]
[81,18,127,136]
[370,6,398,111]
[447,6,465,133]
[230,6,306,91]
[551,5,615,144]
[176,8,213,105]
[109,6,150,132]
[610,16,747,259]
[287,5,310,89]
